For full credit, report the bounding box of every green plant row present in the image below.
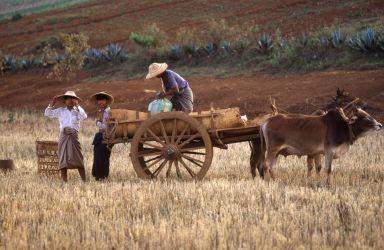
[1,26,384,75]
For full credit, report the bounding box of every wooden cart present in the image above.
[105,110,267,180]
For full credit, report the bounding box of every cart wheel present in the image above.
[130,112,213,180]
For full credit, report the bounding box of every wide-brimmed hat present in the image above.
[145,62,168,79]
[90,91,114,104]
[57,91,82,101]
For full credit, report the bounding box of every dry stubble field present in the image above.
[0,109,383,249]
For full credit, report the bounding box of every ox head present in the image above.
[328,88,367,110]
[348,107,382,138]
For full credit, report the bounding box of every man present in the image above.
[44,91,87,182]
[90,92,114,181]
[145,62,193,112]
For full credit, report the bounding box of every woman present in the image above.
[90,91,114,181]
[44,91,87,182]
[145,62,193,112]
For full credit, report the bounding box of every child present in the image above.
[44,91,87,182]
[90,92,114,181]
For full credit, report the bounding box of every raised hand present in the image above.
[72,98,79,107]
[51,95,59,106]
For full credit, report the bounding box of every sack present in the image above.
[148,98,173,113]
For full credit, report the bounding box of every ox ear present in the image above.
[349,116,358,125]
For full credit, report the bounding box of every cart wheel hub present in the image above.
[163,145,180,160]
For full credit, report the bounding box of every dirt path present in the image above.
[0,69,383,122]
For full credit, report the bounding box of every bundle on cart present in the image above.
[106,108,245,140]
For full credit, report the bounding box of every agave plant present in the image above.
[103,43,123,61]
[257,33,273,51]
[348,27,378,53]
[84,48,104,64]
[20,57,36,70]
[204,42,216,55]
[221,41,232,53]
[169,44,183,59]
[3,54,16,69]
[330,28,346,48]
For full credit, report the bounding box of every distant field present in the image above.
[0,0,88,20]
[1,0,383,53]
[1,109,384,249]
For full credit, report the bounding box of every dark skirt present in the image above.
[92,132,112,180]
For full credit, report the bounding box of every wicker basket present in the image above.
[36,140,60,173]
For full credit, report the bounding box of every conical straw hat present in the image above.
[90,92,114,104]
[145,62,168,79]
[57,91,82,102]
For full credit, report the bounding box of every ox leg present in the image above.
[264,149,278,180]
[325,150,334,185]
[250,140,263,178]
[307,155,315,177]
[315,154,322,174]
[250,142,257,178]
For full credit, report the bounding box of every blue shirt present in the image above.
[162,70,189,91]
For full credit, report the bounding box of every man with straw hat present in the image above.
[146,62,194,112]
[90,92,114,181]
[44,91,87,182]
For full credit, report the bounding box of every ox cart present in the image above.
[104,108,269,180]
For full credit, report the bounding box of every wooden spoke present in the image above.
[166,160,173,177]
[147,128,166,146]
[182,154,204,164]
[175,125,189,145]
[182,154,203,168]
[171,119,177,143]
[179,158,196,178]
[138,150,163,158]
[159,120,170,144]
[144,154,163,164]
[153,159,168,177]
[174,160,182,178]
[181,146,206,152]
[140,140,163,150]
[178,133,200,148]
[182,150,206,156]
[142,156,164,172]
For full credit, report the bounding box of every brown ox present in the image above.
[255,108,382,182]
[250,89,366,178]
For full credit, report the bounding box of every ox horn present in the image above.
[342,98,360,111]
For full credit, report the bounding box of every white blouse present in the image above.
[96,107,110,131]
[44,105,87,132]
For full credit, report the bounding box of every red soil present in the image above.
[1,69,383,122]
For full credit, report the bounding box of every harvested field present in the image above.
[0,109,383,249]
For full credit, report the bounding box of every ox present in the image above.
[250,89,366,178]
[254,107,382,182]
